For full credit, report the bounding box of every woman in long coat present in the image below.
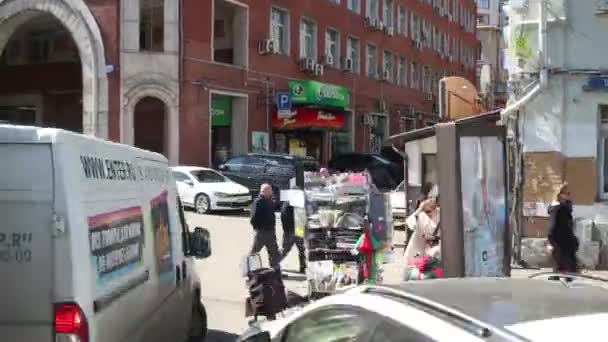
[547,184,579,273]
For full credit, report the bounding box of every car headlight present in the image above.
[213,192,229,198]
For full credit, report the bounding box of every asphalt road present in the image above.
[186,210,408,341]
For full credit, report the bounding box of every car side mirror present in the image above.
[188,227,211,259]
[218,164,228,171]
[238,331,271,342]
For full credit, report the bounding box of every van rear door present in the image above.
[0,143,54,341]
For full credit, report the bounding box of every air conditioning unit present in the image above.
[258,39,276,55]
[342,58,354,72]
[299,58,316,72]
[314,63,324,76]
[382,70,391,82]
[384,26,395,36]
[322,54,334,66]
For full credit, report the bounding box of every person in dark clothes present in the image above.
[250,183,282,270]
[280,200,306,273]
[547,183,579,274]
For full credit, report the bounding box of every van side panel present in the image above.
[0,144,54,342]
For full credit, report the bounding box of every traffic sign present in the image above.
[276,92,292,118]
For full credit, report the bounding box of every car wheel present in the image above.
[195,194,211,215]
[187,298,207,342]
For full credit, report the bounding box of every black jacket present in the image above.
[548,200,578,253]
[280,202,295,233]
[250,196,276,231]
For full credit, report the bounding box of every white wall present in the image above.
[405,136,437,186]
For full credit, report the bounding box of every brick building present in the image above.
[0,0,478,167]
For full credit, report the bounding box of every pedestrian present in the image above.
[250,183,282,270]
[280,200,306,273]
[415,182,435,211]
[404,197,440,260]
[547,183,579,273]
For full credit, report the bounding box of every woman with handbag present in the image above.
[404,197,440,260]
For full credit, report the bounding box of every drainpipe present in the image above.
[538,0,549,89]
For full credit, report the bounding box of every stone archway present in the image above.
[0,0,109,138]
[124,83,179,165]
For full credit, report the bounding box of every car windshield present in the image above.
[190,170,226,183]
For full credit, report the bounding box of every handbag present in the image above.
[426,220,441,247]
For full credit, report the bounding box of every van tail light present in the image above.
[54,303,89,342]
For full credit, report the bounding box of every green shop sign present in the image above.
[288,80,350,109]
[211,95,232,126]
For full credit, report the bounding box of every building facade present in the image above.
[476,0,507,108]
[503,0,608,269]
[0,0,478,167]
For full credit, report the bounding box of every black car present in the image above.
[218,153,319,199]
[328,153,403,191]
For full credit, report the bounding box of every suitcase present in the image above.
[245,268,287,320]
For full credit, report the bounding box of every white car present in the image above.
[172,166,252,214]
[239,275,608,342]
[390,181,407,219]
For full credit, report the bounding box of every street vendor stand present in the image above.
[282,171,393,298]
[389,111,511,278]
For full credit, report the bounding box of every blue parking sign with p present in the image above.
[276,92,291,110]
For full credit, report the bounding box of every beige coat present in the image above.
[404,209,440,260]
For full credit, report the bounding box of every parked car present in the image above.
[239,275,608,341]
[172,166,252,214]
[390,181,407,220]
[218,153,319,199]
[0,125,212,342]
[328,153,403,191]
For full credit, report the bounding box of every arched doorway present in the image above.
[0,0,109,138]
[0,12,82,132]
[134,97,167,156]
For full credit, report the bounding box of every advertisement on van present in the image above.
[151,191,173,281]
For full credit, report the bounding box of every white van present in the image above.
[0,125,211,342]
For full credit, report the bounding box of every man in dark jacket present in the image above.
[250,183,281,269]
[547,184,578,273]
[280,201,306,273]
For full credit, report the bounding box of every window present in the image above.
[347,36,360,73]
[411,13,420,42]
[477,14,489,26]
[172,171,191,183]
[271,7,289,54]
[329,0,341,4]
[383,50,393,82]
[422,20,431,48]
[300,18,317,59]
[422,154,438,185]
[366,0,379,20]
[370,318,436,342]
[383,0,394,28]
[411,62,419,89]
[398,57,407,86]
[478,0,490,9]
[599,105,608,198]
[140,0,164,51]
[326,29,340,68]
[282,307,376,341]
[190,170,226,183]
[366,44,378,78]
[398,6,408,36]
[423,65,431,93]
[347,0,361,13]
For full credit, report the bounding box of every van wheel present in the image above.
[188,300,207,342]
[195,194,211,215]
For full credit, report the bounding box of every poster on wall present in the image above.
[150,191,173,279]
[88,206,145,290]
[459,137,507,277]
[252,131,269,153]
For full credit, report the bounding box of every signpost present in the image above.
[276,92,292,118]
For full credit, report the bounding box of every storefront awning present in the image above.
[272,107,345,130]
[388,109,502,143]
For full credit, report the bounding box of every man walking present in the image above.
[250,183,281,269]
[280,200,306,273]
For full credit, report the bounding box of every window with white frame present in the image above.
[411,61,419,89]
[478,0,490,10]
[383,50,393,81]
[422,20,431,48]
[348,0,361,13]
[398,6,408,36]
[366,43,378,78]
[383,0,394,28]
[366,0,379,20]
[398,57,407,86]
[300,18,317,59]
[347,36,360,73]
[271,7,289,54]
[599,105,608,198]
[325,29,340,68]
[411,13,420,42]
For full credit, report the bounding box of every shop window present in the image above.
[366,0,379,20]
[599,105,608,199]
[325,29,340,68]
[383,50,394,82]
[398,6,408,36]
[383,0,394,28]
[271,7,289,55]
[140,0,164,52]
[366,43,377,79]
[300,18,317,59]
[347,36,360,73]
[348,0,361,13]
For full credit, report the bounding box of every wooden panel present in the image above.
[524,216,550,238]
[564,157,597,205]
[522,152,565,203]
